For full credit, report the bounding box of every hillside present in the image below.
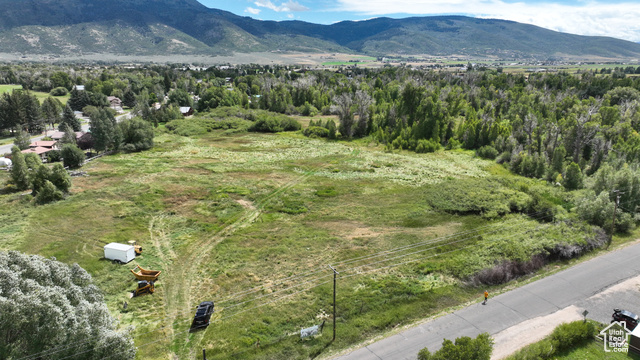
[0,0,639,59]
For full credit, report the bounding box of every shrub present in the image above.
[415,139,441,153]
[49,163,72,193]
[508,321,595,359]
[418,332,493,360]
[61,144,86,169]
[249,114,301,133]
[472,255,546,285]
[46,150,62,163]
[49,87,68,96]
[476,145,499,159]
[446,138,461,150]
[34,180,63,204]
[119,118,154,152]
[303,126,329,138]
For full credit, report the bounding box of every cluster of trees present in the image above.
[9,146,72,204]
[0,250,135,359]
[89,109,154,153]
[3,64,640,227]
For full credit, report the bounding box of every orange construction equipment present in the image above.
[130,265,161,282]
[132,280,155,297]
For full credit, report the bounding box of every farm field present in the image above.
[0,84,69,104]
[0,121,611,359]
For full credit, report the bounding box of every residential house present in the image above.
[107,96,123,111]
[180,107,194,117]
[49,130,86,142]
[21,141,59,162]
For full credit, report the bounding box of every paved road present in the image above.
[334,242,640,360]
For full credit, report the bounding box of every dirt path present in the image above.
[155,168,321,357]
[491,305,583,359]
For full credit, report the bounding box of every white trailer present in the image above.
[104,243,136,264]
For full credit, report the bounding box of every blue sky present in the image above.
[198,0,640,42]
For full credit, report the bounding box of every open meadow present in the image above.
[0,118,610,359]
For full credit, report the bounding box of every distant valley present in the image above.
[1,0,640,61]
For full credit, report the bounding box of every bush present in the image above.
[61,144,86,169]
[508,321,595,359]
[34,180,63,204]
[119,118,154,152]
[415,139,441,153]
[249,114,301,133]
[49,87,68,96]
[472,255,546,285]
[303,126,329,138]
[476,145,499,159]
[418,333,493,360]
[46,150,62,163]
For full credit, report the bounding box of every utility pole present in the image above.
[329,265,339,342]
[608,190,622,249]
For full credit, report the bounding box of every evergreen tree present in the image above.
[31,165,51,195]
[49,163,72,193]
[34,180,63,204]
[564,162,584,190]
[90,108,118,152]
[9,146,30,190]
[41,97,62,130]
[23,93,43,134]
[59,104,82,131]
[59,123,77,145]
[13,130,31,150]
[122,88,136,108]
[551,145,566,174]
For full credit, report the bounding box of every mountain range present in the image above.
[1,0,639,60]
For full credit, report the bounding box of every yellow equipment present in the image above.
[132,280,155,297]
[130,265,161,282]
[128,240,142,255]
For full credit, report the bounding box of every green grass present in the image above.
[0,84,21,93]
[322,61,369,66]
[0,84,69,104]
[507,321,640,360]
[0,121,624,360]
[551,340,640,360]
[32,90,70,104]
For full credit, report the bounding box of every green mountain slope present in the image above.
[0,0,638,59]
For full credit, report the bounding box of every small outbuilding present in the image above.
[180,107,194,117]
[0,157,11,167]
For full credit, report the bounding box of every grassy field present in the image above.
[0,84,69,104]
[0,116,618,359]
[0,84,21,93]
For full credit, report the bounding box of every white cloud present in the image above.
[254,0,309,12]
[333,0,640,42]
[245,7,262,15]
[288,13,295,18]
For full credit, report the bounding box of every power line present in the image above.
[19,200,620,360]
[14,208,559,360]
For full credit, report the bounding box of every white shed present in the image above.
[104,243,136,264]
